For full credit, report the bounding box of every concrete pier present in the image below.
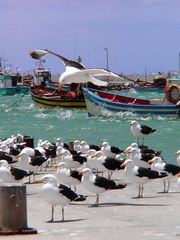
[1,172,180,239]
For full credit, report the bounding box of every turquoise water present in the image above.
[0,89,179,164]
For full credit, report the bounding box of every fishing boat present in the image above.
[22,65,57,87]
[28,49,115,108]
[133,77,166,92]
[133,85,164,93]
[30,86,86,108]
[0,72,28,95]
[82,76,180,118]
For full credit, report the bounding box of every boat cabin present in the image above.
[0,73,22,88]
[33,68,51,86]
[34,67,51,86]
[0,72,27,95]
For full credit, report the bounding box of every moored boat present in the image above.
[23,66,53,86]
[133,86,164,92]
[30,86,86,108]
[0,73,28,95]
[82,81,180,118]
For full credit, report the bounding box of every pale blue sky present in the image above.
[1,0,180,74]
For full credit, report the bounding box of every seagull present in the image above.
[29,49,121,88]
[80,168,126,206]
[0,150,17,164]
[83,149,97,171]
[29,49,85,69]
[59,149,87,169]
[56,162,82,190]
[101,141,123,158]
[175,150,180,166]
[90,150,125,178]
[121,159,167,198]
[37,139,52,148]
[123,147,155,168]
[55,138,69,150]
[130,120,156,144]
[79,141,90,154]
[19,147,44,157]
[79,141,100,154]
[40,174,86,222]
[148,156,180,193]
[0,160,34,183]
[16,152,47,172]
[55,146,67,160]
[71,140,81,153]
[129,142,159,155]
[15,152,47,182]
[0,143,10,154]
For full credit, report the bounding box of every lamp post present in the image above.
[104,48,109,71]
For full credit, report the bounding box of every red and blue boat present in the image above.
[82,75,180,118]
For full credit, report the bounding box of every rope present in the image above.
[5,88,29,112]
[43,106,55,114]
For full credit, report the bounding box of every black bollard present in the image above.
[23,136,34,148]
[0,184,37,235]
[68,141,74,151]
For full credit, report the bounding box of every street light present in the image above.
[104,48,109,71]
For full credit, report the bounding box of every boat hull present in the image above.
[0,86,28,96]
[82,87,180,118]
[134,87,164,92]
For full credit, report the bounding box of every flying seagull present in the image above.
[29,49,121,87]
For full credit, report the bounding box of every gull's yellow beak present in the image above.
[148,159,155,164]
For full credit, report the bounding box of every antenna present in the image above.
[73,34,76,60]
[179,52,180,76]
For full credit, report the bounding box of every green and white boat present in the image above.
[0,73,28,95]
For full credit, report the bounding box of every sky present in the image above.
[1,0,180,74]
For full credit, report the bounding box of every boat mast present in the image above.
[178,52,180,77]
[145,67,147,82]
[0,57,2,72]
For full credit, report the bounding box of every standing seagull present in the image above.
[56,162,82,191]
[0,160,34,183]
[121,159,167,198]
[149,156,180,193]
[80,168,126,206]
[130,120,156,144]
[59,150,87,169]
[15,152,47,182]
[90,150,125,178]
[40,174,86,222]
[175,150,180,166]
[101,141,123,158]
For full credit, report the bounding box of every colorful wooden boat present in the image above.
[30,86,86,108]
[82,87,180,118]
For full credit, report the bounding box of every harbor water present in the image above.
[0,89,179,164]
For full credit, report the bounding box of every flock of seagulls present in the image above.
[0,121,180,222]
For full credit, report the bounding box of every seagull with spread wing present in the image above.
[29,49,121,89]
